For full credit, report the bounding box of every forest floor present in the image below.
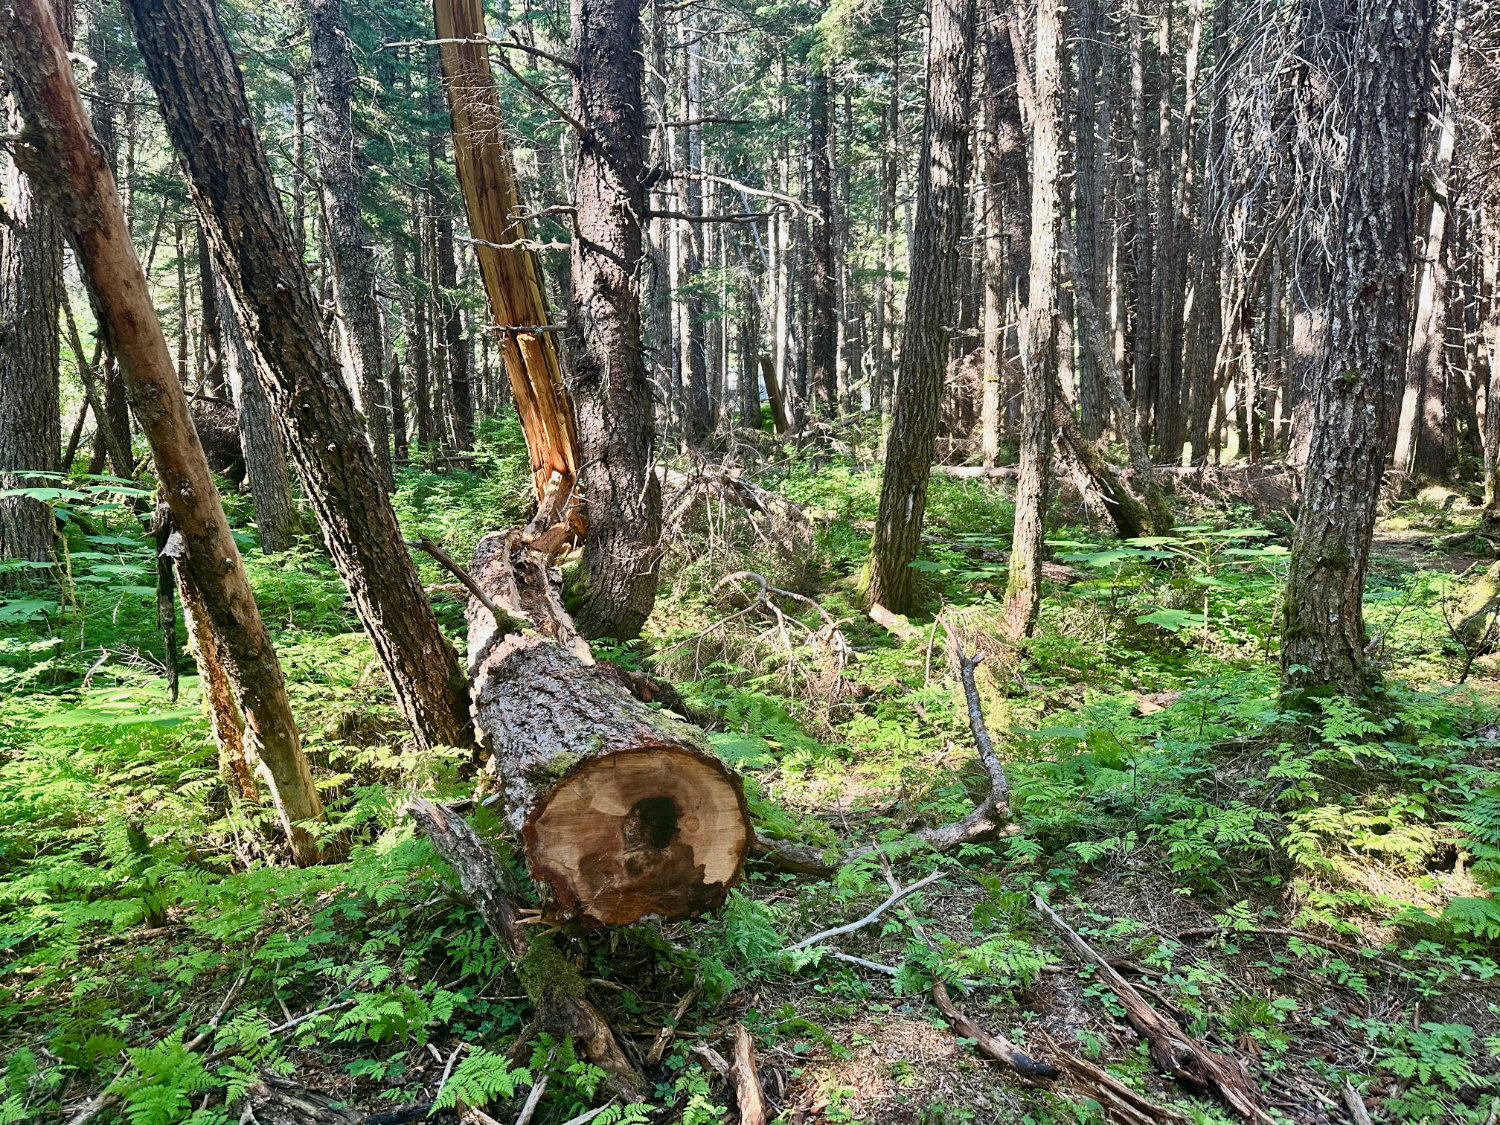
[3,419,1500,1125]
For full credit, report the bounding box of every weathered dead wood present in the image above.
[1034,896,1272,1123]
[750,648,1011,879]
[1034,1029,1193,1125]
[464,531,753,925]
[729,1025,767,1125]
[645,977,701,1065]
[405,796,644,1099]
[433,0,579,537]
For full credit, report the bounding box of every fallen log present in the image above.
[1034,896,1272,1123]
[465,531,753,925]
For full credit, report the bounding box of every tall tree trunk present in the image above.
[1074,0,1106,441]
[123,0,475,751]
[0,0,326,860]
[1394,4,1463,482]
[866,0,977,613]
[569,0,663,639]
[1002,0,1061,642]
[309,0,393,490]
[808,67,838,417]
[436,202,473,451]
[1281,0,1434,698]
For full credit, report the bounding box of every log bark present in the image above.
[121,0,474,751]
[0,0,324,862]
[464,531,751,924]
[432,0,580,525]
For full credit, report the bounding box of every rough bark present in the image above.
[122,0,475,751]
[0,0,65,568]
[866,0,977,614]
[218,270,299,553]
[568,0,664,640]
[1073,0,1106,441]
[432,0,581,525]
[464,532,751,925]
[0,0,325,860]
[1002,0,1060,643]
[1281,0,1435,698]
[309,0,393,489]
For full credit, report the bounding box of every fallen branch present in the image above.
[1034,1028,1192,1125]
[729,1025,767,1125]
[1035,896,1272,1123]
[646,976,702,1065]
[784,869,945,951]
[930,980,1059,1079]
[409,535,526,635]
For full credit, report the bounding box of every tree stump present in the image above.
[465,532,752,924]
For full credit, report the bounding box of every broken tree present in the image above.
[462,531,752,925]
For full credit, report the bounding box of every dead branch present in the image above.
[785,870,946,951]
[1035,896,1272,1123]
[409,535,527,635]
[646,976,702,1065]
[1174,925,1409,974]
[729,1025,767,1125]
[1034,1028,1193,1125]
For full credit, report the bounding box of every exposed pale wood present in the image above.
[464,533,752,924]
[432,0,580,532]
[729,1025,767,1125]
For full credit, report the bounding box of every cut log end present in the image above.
[524,743,750,924]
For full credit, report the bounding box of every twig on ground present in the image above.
[1341,1078,1373,1125]
[558,1102,617,1125]
[729,1025,767,1125]
[431,1043,468,1111]
[1036,896,1273,1123]
[646,975,702,1064]
[827,950,899,975]
[185,965,250,1051]
[1033,1028,1192,1125]
[784,870,945,951]
[512,1074,550,1125]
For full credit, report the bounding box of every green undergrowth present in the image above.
[3,449,1500,1123]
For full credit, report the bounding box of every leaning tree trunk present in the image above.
[866,0,977,614]
[568,0,664,640]
[465,532,751,925]
[1002,0,1061,643]
[433,0,581,531]
[309,0,394,490]
[121,0,475,752]
[1281,0,1434,698]
[0,0,325,862]
[0,0,66,570]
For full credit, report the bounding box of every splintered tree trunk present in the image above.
[1002,0,1061,643]
[1281,0,1433,698]
[434,0,580,524]
[569,0,663,640]
[122,0,475,752]
[309,0,394,490]
[867,0,977,614]
[0,0,66,569]
[465,532,751,924]
[0,0,324,860]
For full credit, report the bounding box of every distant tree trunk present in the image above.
[436,206,473,451]
[866,0,977,613]
[1394,6,1463,482]
[123,0,475,751]
[0,0,326,860]
[1074,0,1106,441]
[809,68,838,417]
[217,270,299,553]
[979,0,1009,470]
[568,0,663,640]
[1126,0,1153,440]
[408,177,438,451]
[680,45,712,444]
[1002,0,1061,643]
[198,227,226,394]
[1281,0,1434,699]
[0,0,67,568]
[390,243,411,463]
[309,0,393,489]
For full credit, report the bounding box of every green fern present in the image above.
[108,1032,217,1125]
[433,1048,530,1112]
[1441,896,1500,940]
